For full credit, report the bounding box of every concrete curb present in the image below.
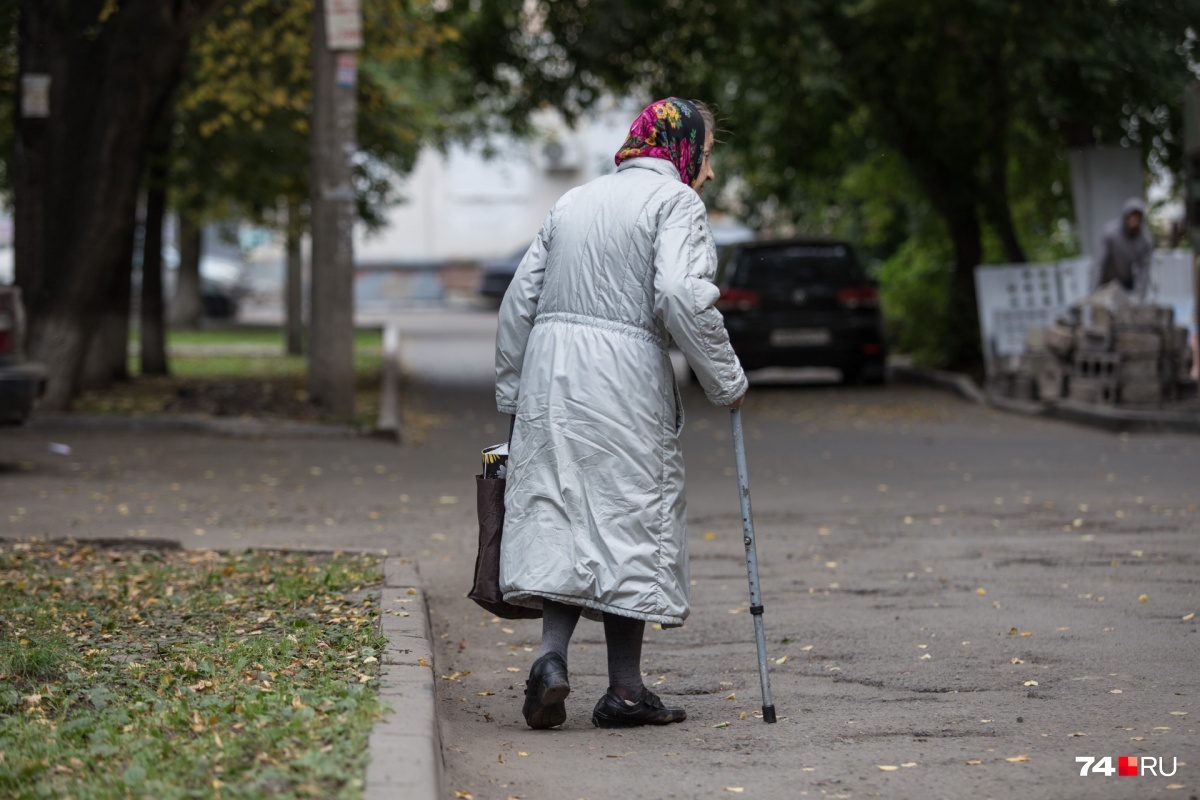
[888,363,988,405]
[27,413,360,439]
[988,393,1200,435]
[365,557,442,800]
[892,362,1200,435]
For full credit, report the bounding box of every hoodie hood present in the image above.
[1122,197,1146,219]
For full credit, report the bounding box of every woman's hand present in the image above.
[725,392,746,409]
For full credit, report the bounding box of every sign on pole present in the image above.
[325,0,362,50]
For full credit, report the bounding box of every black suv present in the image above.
[715,239,886,384]
[0,286,46,424]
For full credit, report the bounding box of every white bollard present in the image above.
[376,321,401,441]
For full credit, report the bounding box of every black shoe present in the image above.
[591,687,687,728]
[522,653,570,729]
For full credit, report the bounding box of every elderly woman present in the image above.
[495,97,747,729]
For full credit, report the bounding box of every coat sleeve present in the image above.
[652,190,748,406]
[1090,230,1112,291]
[495,217,551,415]
[1132,234,1154,300]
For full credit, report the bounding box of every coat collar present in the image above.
[616,157,682,183]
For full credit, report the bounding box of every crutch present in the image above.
[730,407,777,723]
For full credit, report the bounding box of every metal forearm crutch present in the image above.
[730,407,777,723]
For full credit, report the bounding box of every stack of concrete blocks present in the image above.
[1016,284,1194,407]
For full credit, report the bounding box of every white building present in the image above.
[354,98,644,265]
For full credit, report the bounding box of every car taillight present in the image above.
[0,310,14,357]
[716,288,761,312]
[837,285,879,309]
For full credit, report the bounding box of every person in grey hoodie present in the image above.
[1090,197,1155,299]
[494,97,747,730]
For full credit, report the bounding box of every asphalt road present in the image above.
[2,308,1197,800]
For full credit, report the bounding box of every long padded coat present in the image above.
[495,157,748,627]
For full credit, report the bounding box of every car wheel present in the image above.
[843,360,887,386]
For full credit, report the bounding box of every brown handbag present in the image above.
[468,470,542,620]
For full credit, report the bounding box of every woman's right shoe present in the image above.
[522,653,570,729]
[591,687,687,728]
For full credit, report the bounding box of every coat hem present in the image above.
[502,589,685,628]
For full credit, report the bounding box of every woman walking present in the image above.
[495,98,747,729]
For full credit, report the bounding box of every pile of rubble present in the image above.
[994,284,1196,407]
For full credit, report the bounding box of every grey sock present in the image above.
[603,612,646,698]
[536,599,582,663]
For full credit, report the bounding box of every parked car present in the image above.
[477,244,532,303]
[0,286,46,424]
[714,239,887,384]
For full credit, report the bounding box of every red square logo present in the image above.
[1118,756,1139,777]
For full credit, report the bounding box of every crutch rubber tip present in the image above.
[762,704,777,724]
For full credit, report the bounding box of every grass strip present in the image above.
[0,542,385,799]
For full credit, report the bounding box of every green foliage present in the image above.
[0,543,384,799]
[172,0,472,234]
[446,0,1200,368]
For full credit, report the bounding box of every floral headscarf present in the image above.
[614,98,706,185]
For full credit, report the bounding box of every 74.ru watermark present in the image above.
[1076,756,1179,777]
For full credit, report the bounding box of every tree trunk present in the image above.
[946,215,986,373]
[140,109,172,375]
[171,216,205,328]
[308,2,357,416]
[79,228,135,391]
[13,0,222,410]
[285,195,305,356]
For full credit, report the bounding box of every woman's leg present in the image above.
[523,599,581,729]
[602,611,645,700]
[591,612,686,727]
[538,599,582,662]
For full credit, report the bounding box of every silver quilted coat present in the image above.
[495,157,748,626]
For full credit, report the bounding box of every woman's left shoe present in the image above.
[522,653,571,729]
[591,687,687,728]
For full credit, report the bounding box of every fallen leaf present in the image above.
[1023,680,1039,687]
[1138,594,1149,603]
[739,711,747,720]
[774,655,788,664]
[966,759,983,765]
[476,691,493,696]
[498,753,505,763]
[1067,732,1088,737]
[1109,689,1123,694]
[1019,631,1032,637]
[501,627,515,634]
[454,792,473,800]
[1005,755,1031,763]
[506,667,520,673]
[725,693,736,700]
[1168,711,1188,716]
[799,645,813,651]
[877,765,899,771]
[1183,613,1196,621]
[417,657,431,668]
[1131,737,1145,741]
[920,653,932,660]
[518,752,529,757]
[1166,785,1185,790]
[976,588,987,596]
[713,722,729,728]
[723,789,745,794]
[901,762,917,768]
[1010,657,1025,664]
[606,754,624,759]
[704,532,716,540]
[801,767,815,772]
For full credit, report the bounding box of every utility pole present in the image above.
[308,0,361,416]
